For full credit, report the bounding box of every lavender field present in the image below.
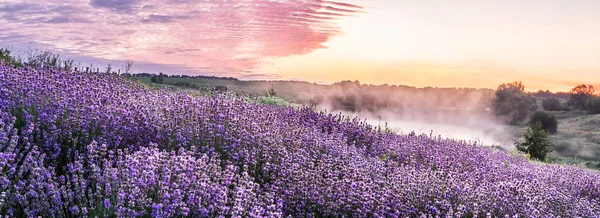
[0,64,599,217]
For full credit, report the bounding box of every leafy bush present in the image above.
[515,122,554,162]
[150,73,165,84]
[492,81,535,125]
[158,73,165,84]
[529,102,539,111]
[528,111,558,134]
[172,81,202,90]
[0,48,25,67]
[586,96,600,115]
[568,84,595,110]
[267,87,277,97]
[542,97,564,111]
[256,96,290,107]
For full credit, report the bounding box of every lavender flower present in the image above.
[0,64,599,217]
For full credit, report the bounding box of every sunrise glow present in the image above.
[1,0,599,91]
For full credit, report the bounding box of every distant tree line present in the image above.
[305,80,496,124]
[541,97,569,111]
[490,82,598,163]
[134,72,238,81]
[493,82,600,124]
[532,90,570,99]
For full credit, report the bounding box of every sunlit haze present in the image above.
[1,0,599,91]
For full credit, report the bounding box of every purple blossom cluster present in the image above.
[0,64,599,217]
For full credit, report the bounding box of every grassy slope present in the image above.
[136,77,327,98]
[134,77,302,107]
[552,113,600,159]
[508,109,600,169]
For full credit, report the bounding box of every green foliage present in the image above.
[0,48,24,67]
[542,97,563,111]
[0,48,13,65]
[515,122,553,162]
[568,84,595,110]
[0,48,78,70]
[255,96,290,107]
[267,87,277,97]
[173,81,201,89]
[158,73,165,84]
[151,73,165,84]
[492,81,534,125]
[586,96,600,115]
[528,111,557,134]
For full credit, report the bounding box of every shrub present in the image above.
[158,73,165,84]
[568,84,595,110]
[587,96,600,115]
[528,111,558,134]
[515,122,553,162]
[256,96,290,107]
[267,87,277,97]
[0,48,24,67]
[0,48,14,65]
[529,102,539,111]
[150,73,165,84]
[542,97,561,111]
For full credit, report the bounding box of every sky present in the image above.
[0,0,599,92]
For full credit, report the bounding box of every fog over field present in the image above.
[329,109,513,147]
[309,81,513,147]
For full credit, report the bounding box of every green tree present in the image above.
[0,48,14,65]
[492,81,534,125]
[528,111,557,134]
[515,122,553,162]
[568,84,594,110]
[157,73,165,84]
[0,48,24,67]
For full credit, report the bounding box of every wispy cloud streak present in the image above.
[0,0,364,77]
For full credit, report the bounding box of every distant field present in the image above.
[508,110,600,169]
[551,113,600,159]
[134,76,328,103]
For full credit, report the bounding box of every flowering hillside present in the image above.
[0,64,599,217]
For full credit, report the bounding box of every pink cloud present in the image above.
[0,0,364,77]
